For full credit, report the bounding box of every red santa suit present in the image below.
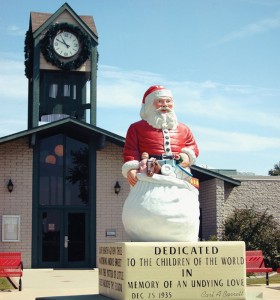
[123,120,199,165]
[121,85,200,242]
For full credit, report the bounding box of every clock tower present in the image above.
[24,2,98,129]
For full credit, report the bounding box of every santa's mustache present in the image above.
[156,107,172,112]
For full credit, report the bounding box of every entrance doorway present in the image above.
[40,210,88,267]
[34,134,94,268]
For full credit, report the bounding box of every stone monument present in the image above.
[98,241,246,300]
[98,86,247,300]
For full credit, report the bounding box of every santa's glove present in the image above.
[122,160,140,178]
[180,148,196,166]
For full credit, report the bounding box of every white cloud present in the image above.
[7,25,26,36]
[209,13,280,46]
[0,57,28,136]
[0,59,27,99]
[97,66,280,132]
[163,81,280,131]
[193,125,280,153]
[97,65,167,107]
[180,96,280,131]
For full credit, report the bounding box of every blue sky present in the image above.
[0,0,279,175]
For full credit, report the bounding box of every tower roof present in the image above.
[29,2,98,41]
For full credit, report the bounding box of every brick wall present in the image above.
[199,178,230,240]
[199,179,218,239]
[0,138,33,267]
[224,178,280,225]
[198,177,280,240]
[216,179,225,240]
[96,142,130,245]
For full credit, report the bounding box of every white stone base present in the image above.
[98,241,246,300]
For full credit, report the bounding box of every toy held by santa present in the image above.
[122,85,200,242]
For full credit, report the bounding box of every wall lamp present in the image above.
[7,179,14,193]
[114,181,121,194]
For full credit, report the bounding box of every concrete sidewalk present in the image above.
[0,268,279,300]
[0,269,99,300]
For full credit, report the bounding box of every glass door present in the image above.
[40,210,88,267]
[41,211,61,264]
[64,212,87,266]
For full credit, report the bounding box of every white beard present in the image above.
[141,104,178,130]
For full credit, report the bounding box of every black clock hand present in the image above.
[55,38,70,49]
[56,39,66,46]
[60,36,70,48]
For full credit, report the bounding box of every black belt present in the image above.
[149,154,174,160]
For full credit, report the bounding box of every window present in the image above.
[39,135,63,205]
[40,71,87,122]
[39,135,89,206]
[65,137,89,205]
[49,84,58,98]
[2,215,21,242]
[48,83,77,100]
[63,84,71,97]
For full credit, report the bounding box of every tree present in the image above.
[66,147,89,204]
[224,207,280,269]
[268,162,280,176]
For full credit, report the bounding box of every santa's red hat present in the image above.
[142,85,173,106]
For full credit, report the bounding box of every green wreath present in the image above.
[24,29,34,79]
[40,23,92,70]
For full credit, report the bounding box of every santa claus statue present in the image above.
[122,85,200,242]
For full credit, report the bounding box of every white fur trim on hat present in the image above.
[122,160,140,178]
[180,148,196,166]
[144,89,173,106]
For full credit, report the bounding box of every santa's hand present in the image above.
[127,169,138,186]
[179,153,190,168]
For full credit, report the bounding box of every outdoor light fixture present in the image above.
[114,181,121,194]
[7,179,14,193]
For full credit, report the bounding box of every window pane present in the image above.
[65,137,89,205]
[49,84,58,98]
[42,211,61,262]
[73,85,77,100]
[63,84,71,97]
[68,213,85,261]
[39,135,63,205]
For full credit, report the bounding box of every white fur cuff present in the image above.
[181,148,196,165]
[122,160,140,178]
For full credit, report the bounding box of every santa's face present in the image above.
[153,97,174,113]
[141,96,178,130]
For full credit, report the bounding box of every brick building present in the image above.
[1,126,279,268]
[1,3,279,269]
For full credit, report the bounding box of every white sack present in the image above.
[122,173,200,242]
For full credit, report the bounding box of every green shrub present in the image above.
[207,235,217,241]
[224,207,280,270]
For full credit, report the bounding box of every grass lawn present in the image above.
[0,278,15,290]
[247,273,280,285]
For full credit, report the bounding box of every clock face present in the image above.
[53,31,80,58]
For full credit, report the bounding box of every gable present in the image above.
[30,2,98,41]
[0,118,125,149]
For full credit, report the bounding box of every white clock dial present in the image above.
[53,31,80,58]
